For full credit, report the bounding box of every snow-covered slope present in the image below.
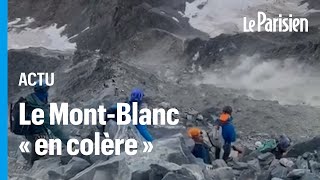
[8,17,76,51]
[184,0,319,37]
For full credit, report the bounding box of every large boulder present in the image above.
[287,169,310,179]
[131,168,151,180]
[148,163,181,180]
[268,159,280,171]
[48,157,90,180]
[238,169,258,180]
[28,158,61,179]
[130,161,179,180]
[296,156,309,169]
[212,159,228,168]
[70,156,131,180]
[300,172,320,180]
[149,134,198,165]
[258,152,275,168]
[247,159,261,172]
[130,162,200,180]
[279,158,294,168]
[150,164,197,180]
[287,136,320,157]
[230,161,249,170]
[162,172,195,180]
[204,167,235,180]
[10,175,37,180]
[181,164,206,180]
[241,150,262,162]
[270,165,288,179]
[310,160,320,175]
[257,170,272,180]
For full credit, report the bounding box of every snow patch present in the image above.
[81,27,90,33]
[178,11,186,17]
[190,63,196,73]
[68,34,79,40]
[192,51,200,61]
[8,17,35,29]
[8,18,76,51]
[172,17,179,22]
[8,18,21,26]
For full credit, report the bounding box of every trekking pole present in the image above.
[205,131,218,149]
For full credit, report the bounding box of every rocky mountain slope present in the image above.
[8,0,320,179]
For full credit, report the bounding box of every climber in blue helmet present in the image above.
[130,88,144,103]
[129,88,154,142]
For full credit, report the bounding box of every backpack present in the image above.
[10,97,34,135]
[257,139,277,153]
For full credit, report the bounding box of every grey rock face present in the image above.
[205,167,235,180]
[28,158,61,180]
[287,136,320,157]
[310,160,320,175]
[181,164,206,180]
[238,169,257,180]
[279,158,294,168]
[8,48,65,102]
[149,164,176,180]
[296,156,309,169]
[151,135,197,165]
[162,172,196,180]
[270,165,288,179]
[70,156,130,180]
[212,159,228,168]
[258,170,272,180]
[287,169,310,178]
[48,157,90,180]
[247,159,261,172]
[269,159,280,171]
[300,172,320,180]
[231,161,249,170]
[258,152,275,167]
[271,178,284,180]
[131,169,151,180]
[158,102,171,109]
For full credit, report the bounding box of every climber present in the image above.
[102,88,154,142]
[188,127,211,164]
[274,134,291,158]
[214,105,237,161]
[29,80,70,145]
[11,80,70,165]
[256,134,291,159]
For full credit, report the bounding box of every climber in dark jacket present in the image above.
[214,106,237,161]
[273,134,291,159]
[26,80,70,145]
[24,80,70,165]
[188,127,211,164]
